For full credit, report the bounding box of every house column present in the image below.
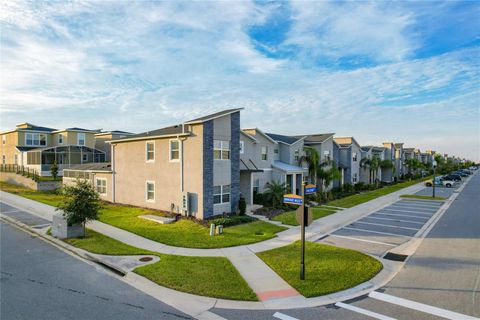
[292,173,297,195]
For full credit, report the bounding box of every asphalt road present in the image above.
[212,172,480,320]
[0,221,192,320]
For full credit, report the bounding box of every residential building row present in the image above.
[0,109,464,220]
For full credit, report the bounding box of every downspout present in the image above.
[111,144,116,203]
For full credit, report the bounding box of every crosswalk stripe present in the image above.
[335,302,397,320]
[273,312,299,320]
[369,291,479,320]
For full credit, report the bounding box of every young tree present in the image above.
[50,161,59,180]
[57,179,101,237]
[264,181,288,208]
[317,160,342,193]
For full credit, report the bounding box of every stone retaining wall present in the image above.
[0,172,61,191]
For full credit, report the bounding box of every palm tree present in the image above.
[360,157,372,183]
[298,147,320,184]
[370,156,380,186]
[317,160,342,192]
[264,181,288,208]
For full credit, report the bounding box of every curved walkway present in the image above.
[0,180,427,306]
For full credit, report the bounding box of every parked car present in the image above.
[425,177,455,188]
[443,174,462,182]
[453,171,469,177]
[469,166,478,171]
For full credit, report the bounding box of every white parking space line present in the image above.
[398,202,443,208]
[388,205,438,212]
[365,216,425,225]
[375,212,430,220]
[343,227,410,238]
[381,208,434,216]
[369,291,479,320]
[335,302,397,320]
[354,221,420,231]
[273,312,299,320]
[0,210,22,215]
[329,234,397,247]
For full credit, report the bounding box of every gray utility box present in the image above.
[52,212,84,239]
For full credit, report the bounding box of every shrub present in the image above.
[209,215,255,227]
[238,196,246,215]
[253,192,265,205]
[354,182,366,192]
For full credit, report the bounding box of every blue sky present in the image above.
[1,1,479,160]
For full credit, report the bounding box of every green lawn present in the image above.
[327,178,431,208]
[99,204,286,248]
[64,229,257,301]
[400,194,447,201]
[271,207,337,226]
[257,241,382,297]
[0,181,286,249]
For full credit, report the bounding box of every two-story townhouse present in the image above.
[265,133,308,195]
[0,123,107,176]
[239,129,276,205]
[382,142,397,182]
[65,108,242,220]
[334,137,362,185]
[94,130,134,161]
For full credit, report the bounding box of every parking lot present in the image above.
[321,197,445,256]
[414,184,457,198]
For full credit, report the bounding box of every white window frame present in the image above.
[82,153,88,162]
[294,149,299,162]
[25,133,47,146]
[213,140,230,160]
[261,146,268,161]
[146,181,155,202]
[58,134,64,144]
[95,178,107,195]
[77,133,86,146]
[169,139,180,162]
[239,141,244,154]
[353,152,358,162]
[146,141,155,162]
[213,184,231,205]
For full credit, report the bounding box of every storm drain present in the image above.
[383,252,409,262]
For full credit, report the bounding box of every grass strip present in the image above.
[257,241,382,297]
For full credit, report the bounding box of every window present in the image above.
[214,140,230,160]
[252,179,260,194]
[240,141,244,154]
[82,154,88,162]
[96,179,107,195]
[261,146,268,161]
[2,155,5,164]
[146,181,155,202]
[25,133,47,146]
[324,150,330,161]
[274,148,278,154]
[352,152,358,162]
[170,140,180,161]
[146,141,155,162]
[2,135,5,145]
[353,173,358,183]
[294,149,299,162]
[58,134,64,144]
[77,133,85,146]
[214,185,231,204]
[14,155,18,165]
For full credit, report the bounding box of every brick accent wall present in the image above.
[202,120,214,218]
[230,112,240,213]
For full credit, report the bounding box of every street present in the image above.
[0,222,192,320]
[212,173,480,319]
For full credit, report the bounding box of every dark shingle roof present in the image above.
[114,125,185,141]
[64,127,97,132]
[265,133,303,145]
[15,146,39,152]
[184,108,243,124]
[66,162,112,172]
[302,133,335,144]
[20,125,56,132]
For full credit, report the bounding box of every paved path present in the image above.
[0,179,427,304]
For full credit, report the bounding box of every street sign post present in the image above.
[432,160,437,198]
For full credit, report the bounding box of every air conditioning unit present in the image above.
[181,192,190,216]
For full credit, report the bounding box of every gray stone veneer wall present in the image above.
[230,112,240,213]
[202,120,214,218]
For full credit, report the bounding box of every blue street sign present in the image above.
[283,194,303,205]
[304,184,317,195]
